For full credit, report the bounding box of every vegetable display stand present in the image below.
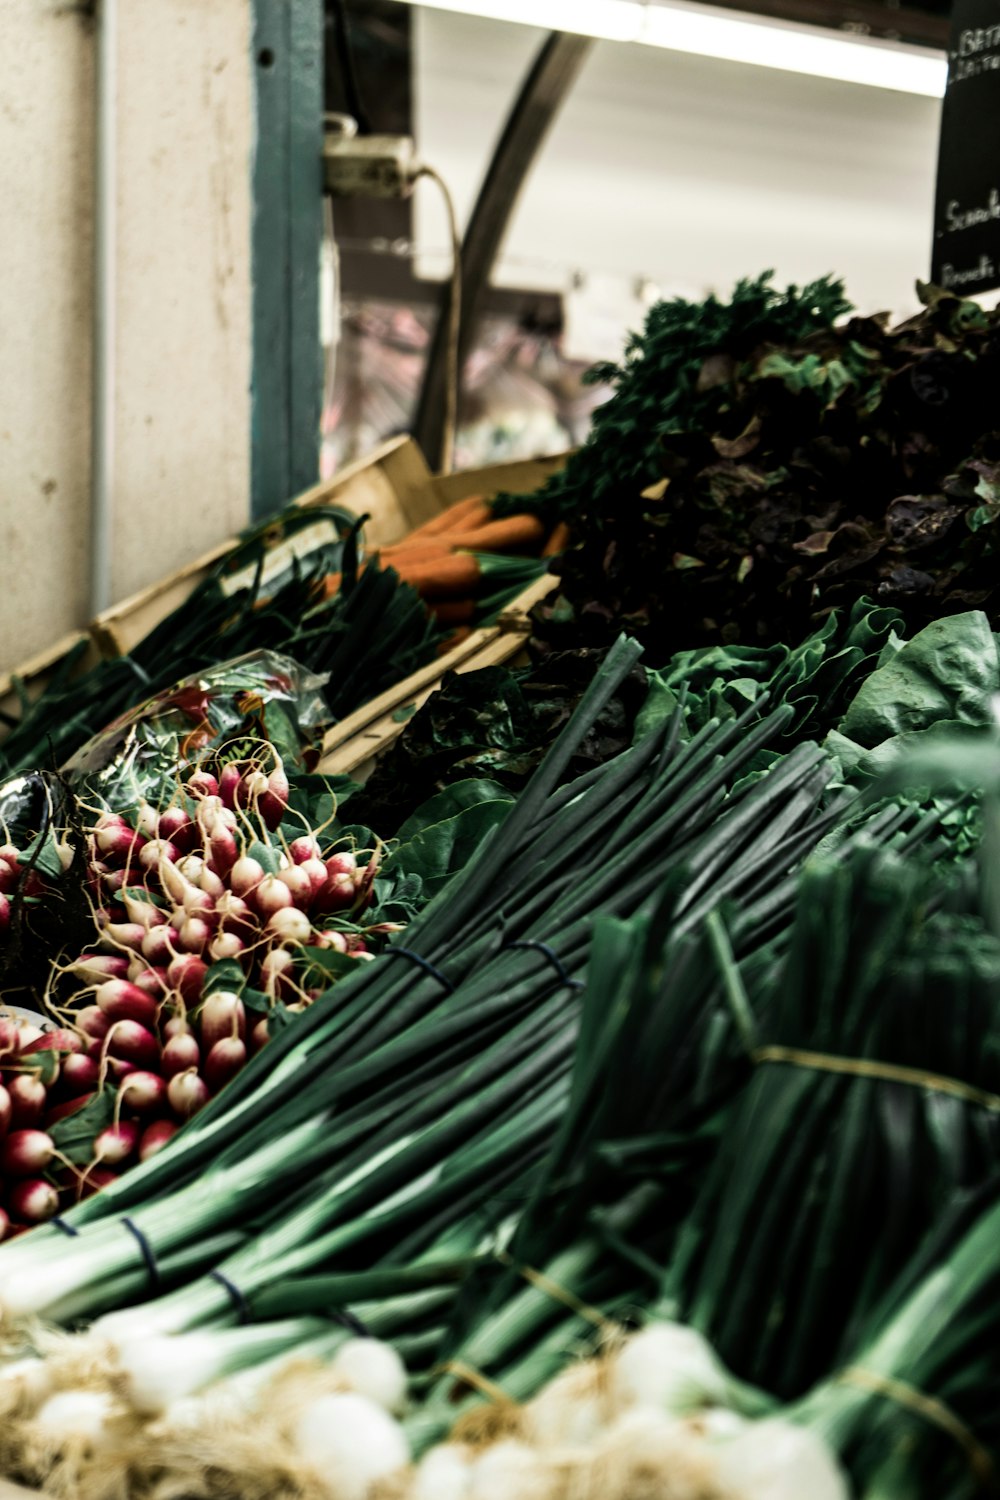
[317,570,558,777]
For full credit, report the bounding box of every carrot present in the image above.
[391,554,482,600]
[435,501,494,536]
[542,521,572,558]
[404,494,489,543]
[429,599,477,626]
[439,515,546,552]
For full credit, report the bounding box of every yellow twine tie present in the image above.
[496,1250,620,1338]
[435,1360,513,1406]
[751,1045,1000,1114]
[840,1366,997,1492]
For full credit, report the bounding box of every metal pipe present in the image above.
[90,0,117,618]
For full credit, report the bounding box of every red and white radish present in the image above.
[8,1075,47,1129]
[161,1033,200,1078]
[204,1036,247,1092]
[96,980,160,1030]
[167,1069,210,1120]
[199,991,246,1049]
[139,1120,178,1162]
[9,1179,59,1224]
[117,1071,168,1118]
[93,1121,140,1166]
[2,1129,55,1177]
[267,907,312,945]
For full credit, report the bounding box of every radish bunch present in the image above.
[0,750,391,1237]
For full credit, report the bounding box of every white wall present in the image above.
[413,9,942,334]
[0,0,252,672]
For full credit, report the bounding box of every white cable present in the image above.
[416,165,463,475]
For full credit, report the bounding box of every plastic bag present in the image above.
[62,651,330,807]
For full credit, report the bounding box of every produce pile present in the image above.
[3,278,1000,1500]
[499,274,1000,660]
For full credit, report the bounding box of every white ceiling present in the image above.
[412,7,943,332]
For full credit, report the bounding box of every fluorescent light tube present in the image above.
[400,0,947,97]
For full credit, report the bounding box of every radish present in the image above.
[209,931,246,964]
[300,858,330,899]
[209,829,239,877]
[46,1091,95,1126]
[99,922,147,953]
[0,1017,20,1055]
[290,836,321,864]
[76,1165,117,1201]
[76,1006,111,1043]
[199,991,246,1049]
[0,1207,9,1241]
[102,1019,160,1070]
[8,1075,47,1128]
[66,953,131,984]
[133,966,169,998]
[277,865,313,908]
[134,803,160,840]
[313,930,349,954]
[238,767,269,807]
[161,1011,191,1041]
[141,925,180,966]
[161,1033,200,1078]
[54,838,75,873]
[118,1071,168,1118]
[22,1029,82,1057]
[94,1121,140,1166]
[102,1056,138,1084]
[166,955,207,1002]
[139,1120,178,1162]
[94,824,145,861]
[204,1036,247,1092]
[250,1017,271,1053]
[218,763,244,809]
[267,907,312,945]
[0,1083,10,1138]
[139,838,180,874]
[59,1053,100,1096]
[102,869,127,894]
[9,1179,59,1224]
[121,891,167,930]
[0,859,17,895]
[253,875,293,918]
[178,916,212,954]
[168,1070,210,1120]
[230,856,265,899]
[158,806,196,851]
[315,872,356,915]
[260,766,289,830]
[186,770,218,799]
[2,1129,55,1177]
[215,892,256,938]
[326,851,358,879]
[261,946,296,996]
[96,979,160,1030]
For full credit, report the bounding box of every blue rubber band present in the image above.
[506,939,584,992]
[51,1218,79,1238]
[121,1217,161,1293]
[383,947,453,992]
[331,1307,370,1337]
[211,1270,251,1325]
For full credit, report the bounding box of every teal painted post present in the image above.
[251,0,324,521]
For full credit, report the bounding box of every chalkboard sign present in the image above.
[932,0,1000,295]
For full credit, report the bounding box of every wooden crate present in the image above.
[0,438,567,758]
[90,435,439,659]
[0,631,101,740]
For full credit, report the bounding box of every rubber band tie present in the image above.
[210,1270,252,1324]
[121,1217,160,1293]
[51,1218,79,1238]
[382,947,453,992]
[505,940,584,992]
[840,1366,997,1492]
[751,1045,1000,1113]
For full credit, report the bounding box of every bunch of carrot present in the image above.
[321,496,571,648]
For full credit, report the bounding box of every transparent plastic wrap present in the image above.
[62,651,330,808]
